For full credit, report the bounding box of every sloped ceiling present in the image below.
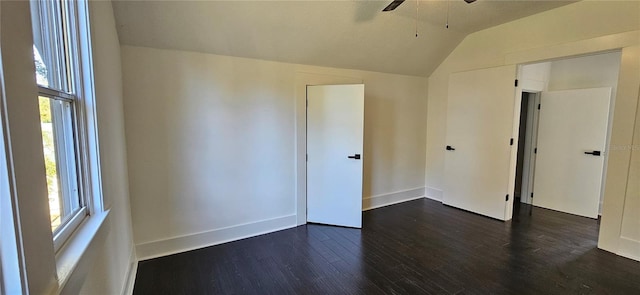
[113,0,575,77]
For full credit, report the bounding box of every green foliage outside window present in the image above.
[38,97,57,198]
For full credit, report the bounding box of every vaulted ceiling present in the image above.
[112,0,575,77]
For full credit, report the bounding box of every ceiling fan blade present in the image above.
[464,0,477,3]
[382,0,405,12]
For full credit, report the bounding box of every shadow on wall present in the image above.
[168,59,294,227]
[362,95,396,199]
[125,50,296,244]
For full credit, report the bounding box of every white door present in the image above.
[444,65,517,220]
[533,88,611,218]
[307,84,364,228]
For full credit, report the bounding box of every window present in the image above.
[31,0,90,250]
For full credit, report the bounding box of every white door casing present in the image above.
[444,65,518,221]
[533,88,611,218]
[307,84,364,228]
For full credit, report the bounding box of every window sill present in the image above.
[55,209,110,295]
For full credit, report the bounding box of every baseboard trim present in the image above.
[425,187,443,202]
[121,247,138,295]
[363,187,425,211]
[136,214,297,261]
[618,236,640,262]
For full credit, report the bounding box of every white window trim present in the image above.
[55,209,109,294]
[51,0,108,290]
[75,0,104,215]
[32,0,96,252]
[52,206,87,251]
[0,74,27,295]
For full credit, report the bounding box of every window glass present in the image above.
[32,0,86,240]
[38,96,81,233]
[31,0,70,93]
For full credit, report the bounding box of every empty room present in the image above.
[1,0,639,294]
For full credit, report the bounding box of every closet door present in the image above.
[444,65,517,220]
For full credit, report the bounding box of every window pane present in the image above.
[38,96,80,232]
[31,0,70,92]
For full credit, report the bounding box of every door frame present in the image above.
[520,92,541,205]
[294,72,363,226]
[508,65,551,219]
[508,50,621,219]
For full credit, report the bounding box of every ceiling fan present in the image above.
[383,0,477,12]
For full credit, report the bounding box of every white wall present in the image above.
[520,62,551,92]
[548,52,621,98]
[425,1,639,260]
[603,44,640,261]
[547,52,622,98]
[121,46,428,260]
[619,90,640,261]
[80,1,136,294]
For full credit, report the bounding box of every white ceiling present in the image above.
[112,0,575,77]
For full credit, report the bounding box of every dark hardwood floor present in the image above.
[133,199,640,294]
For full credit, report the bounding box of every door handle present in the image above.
[584,150,601,156]
[348,154,361,160]
[446,145,456,151]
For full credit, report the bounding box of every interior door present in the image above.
[444,65,517,220]
[533,88,611,218]
[307,84,364,228]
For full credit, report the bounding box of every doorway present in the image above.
[512,51,621,219]
[513,92,535,206]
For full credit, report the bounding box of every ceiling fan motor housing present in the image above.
[383,0,477,12]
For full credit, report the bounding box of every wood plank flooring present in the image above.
[133,199,640,294]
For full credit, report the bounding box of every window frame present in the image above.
[37,88,88,250]
[32,0,98,252]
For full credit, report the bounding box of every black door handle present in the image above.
[348,154,361,160]
[446,145,456,151]
[584,151,601,156]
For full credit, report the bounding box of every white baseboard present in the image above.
[618,236,640,262]
[363,187,425,211]
[425,187,443,202]
[121,247,138,295]
[135,214,297,261]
